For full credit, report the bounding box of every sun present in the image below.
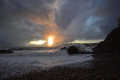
[48,36,54,46]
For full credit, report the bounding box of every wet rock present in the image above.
[61,47,66,50]
[0,50,13,54]
[67,46,78,54]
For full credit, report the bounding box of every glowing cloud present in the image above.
[69,39,103,43]
[29,40,47,45]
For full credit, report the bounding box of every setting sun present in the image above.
[48,36,54,46]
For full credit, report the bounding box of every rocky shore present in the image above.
[2,54,120,80]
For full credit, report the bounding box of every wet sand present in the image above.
[2,54,120,80]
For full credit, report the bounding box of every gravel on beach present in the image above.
[2,54,120,80]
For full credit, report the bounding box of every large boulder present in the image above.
[67,46,78,54]
[93,26,120,54]
[62,43,93,54]
[72,43,86,52]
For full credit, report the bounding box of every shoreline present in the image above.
[2,54,120,80]
[0,54,93,79]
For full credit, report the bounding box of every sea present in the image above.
[0,47,93,79]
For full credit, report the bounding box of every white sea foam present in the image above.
[0,48,93,79]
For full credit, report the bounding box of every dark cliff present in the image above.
[93,27,120,54]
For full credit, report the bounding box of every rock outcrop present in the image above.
[0,50,14,54]
[118,17,120,27]
[93,26,120,54]
[61,47,66,50]
[67,46,78,54]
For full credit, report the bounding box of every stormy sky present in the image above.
[0,0,120,47]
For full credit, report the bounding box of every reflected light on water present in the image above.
[37,49,58,53]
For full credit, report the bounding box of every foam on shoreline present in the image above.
[0,49,93,79]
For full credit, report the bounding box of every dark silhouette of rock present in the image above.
[67,46,78,54]
[0,50,14,54]
[61,47,66,50]
[118,17,120,27]
[93,26,120,54]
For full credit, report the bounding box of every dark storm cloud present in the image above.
[0,0,120,47]
[0,0,56,47]
[55,0,81,29]
[55,0,120,43]
[83,0,120,40]
[93,0,120,35]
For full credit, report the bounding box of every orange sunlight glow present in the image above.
[48,36,54,46]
